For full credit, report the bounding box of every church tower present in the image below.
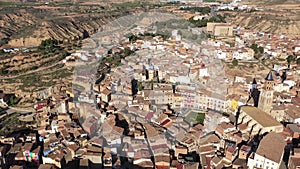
[258,71,274,113]
[251,78,260,107]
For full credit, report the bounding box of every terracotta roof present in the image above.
[289,157,300,168]
[38,164,54,169]
[199,134,220,145]
[241,106,282,127]
[285,105,300,119]
[256,132,286,163]
[211,156,222,165]
[287,124,300,133]
[219,122,235,130]
[101,88,111,95]
[183,162,199,169]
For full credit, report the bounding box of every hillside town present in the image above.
[0,1,300,169]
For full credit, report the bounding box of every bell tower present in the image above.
[250,78,260,107]
[258,71,274,113]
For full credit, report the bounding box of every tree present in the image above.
[124,48,134,57]
[8,95,19,106]
[39,38,59,50]
[138,82,143,91]
[232,59,238,66]
[0,66,8,75]
[297,58,300,65]
[286,55,295,64]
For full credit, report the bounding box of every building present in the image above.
[258,71,274,113]
[237,106,283,136]
[288,148,300,169]
[249,78,260,107]
[207,23,234,37]
[247,132,286,169]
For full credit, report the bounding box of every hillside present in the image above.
[0,1,158,47]
[219,9,300,36]
[243,0,300,5]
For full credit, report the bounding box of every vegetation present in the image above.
[180,6,211,15]
[0,65,8,75]
[8,95,19,106]
[232,59,238,66]
[286,55,295,64]
[101,47,135,70]
[195,113,205,125]
[125,33,140,43]
[249,43,264,59]
[0,113,27,135]
[18,66,71,92]
[297,58,300,65]
[188,15,226,27]
[0,38,70,76]
[38,38,60,51]
[138,82,143,91]
[115,1,143,8]
[222,112,230,117]
[124,47,134,56]
[185,111,205,125]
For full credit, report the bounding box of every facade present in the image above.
[247,132,286,169]
[258,71,274,113]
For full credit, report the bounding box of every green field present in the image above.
[185,111,205,126]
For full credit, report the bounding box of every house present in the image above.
[103,148,112,167]
[174,144,188,159]
[154,155,170,169]
[286,124,300,139]
[82,145,102,168]
[215,122,236,138]
[288,148,300,169]
[283,105,300,124]
[42,149,66,168]
[211,156,223,169]
[79,158,89,169]
[101,88,111,103]
[224,142,238,162]
[82,116,99,136]
[247,132,286,169]
[239,145,251,159]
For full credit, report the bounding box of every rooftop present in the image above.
[241,106,282,127]
[256,132,286,163]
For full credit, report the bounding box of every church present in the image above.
[237,71,284,138]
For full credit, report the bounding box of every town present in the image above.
[0,0,300,169]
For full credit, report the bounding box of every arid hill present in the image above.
[242,0,300,5]
[219,8,300,37]
[0,1,156,47]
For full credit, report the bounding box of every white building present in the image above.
[247,132,286,169]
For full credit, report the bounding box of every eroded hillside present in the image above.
[220,9,300,37]
[0,1,153,47]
